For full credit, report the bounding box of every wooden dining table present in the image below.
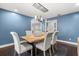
[21,32,45,56]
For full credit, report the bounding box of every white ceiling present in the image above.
[0,3,79,18]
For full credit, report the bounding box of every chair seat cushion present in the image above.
[36,41,50,51]
[36,41,45,51]
[17,43,33,54]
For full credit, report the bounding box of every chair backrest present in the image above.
[25,31,32,35]
[10,32,21,53]
[51,31,59,44]
[44,33,53,51]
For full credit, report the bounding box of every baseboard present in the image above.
[0,40,26,48]
[0,40,77,48]
[57,40,77,47]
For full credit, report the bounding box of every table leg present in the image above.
[29,43,35,56]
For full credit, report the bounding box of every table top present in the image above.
[21,32,45,43]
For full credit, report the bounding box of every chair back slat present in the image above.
[44,33,53,50]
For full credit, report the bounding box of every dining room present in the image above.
[0,3,79,56]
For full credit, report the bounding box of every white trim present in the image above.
[57,40,77,46]
[0,40,77,48]
[0,40,26,48]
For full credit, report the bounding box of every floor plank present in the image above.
[0,42,77,56]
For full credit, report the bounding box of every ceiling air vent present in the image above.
[33,3,48,13]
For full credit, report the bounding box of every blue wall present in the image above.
[1,8,79,45]
[0,9,32,45]
[49,12,79,43]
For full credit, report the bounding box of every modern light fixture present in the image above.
[34,16,43,22]
[33,3,48,13]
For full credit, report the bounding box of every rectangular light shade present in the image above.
[33,3,48,13]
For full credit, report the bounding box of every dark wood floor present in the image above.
[0,41,77,56]
[56,42,77,56]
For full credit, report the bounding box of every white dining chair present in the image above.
[35,33,53,56]
[10,32,33,56]
[51,31,59,53]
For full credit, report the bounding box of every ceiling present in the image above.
[0,3,79,18]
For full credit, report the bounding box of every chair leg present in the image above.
[49,48,52,56]
[52,45,55,54]
[14,50,16,56]
[31,49,33,56]
[18,54,20,56]
[43,51,46,56]
[54,44,57,51]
